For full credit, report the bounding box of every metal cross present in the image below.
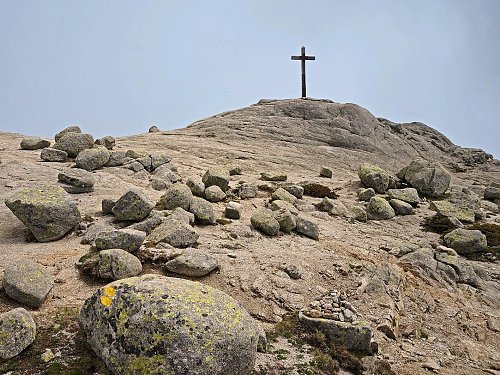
[291,46,315,98]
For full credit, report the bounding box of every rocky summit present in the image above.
[0,98,499,374]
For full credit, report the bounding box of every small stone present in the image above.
[281,184,304,199]
[484,186,500,201]
[238,184,257,199]
[165,248,219,277]
[320,167,333,178]
[20,137,50,150]
[0,308,36,359]
[389,199,414,215]
[97,249,143,280]
[357,188,376,202]
[285,264,302,279]
[150,153,172,170]
[270,200,299,215]
[94,135,115,150]
[351,206,367,222]
[422,359,440,372]
[367,196,395,220]
[41,348,55,363]
[358,163,390,193]
[271,187,296,205]
[300,181,338,198]
[124,161,145,172]
[112,189,154,222]
[189,197,216,225]
[251,210,280,236]
[387,188,420,206]
[443,228,487,255]
[80,223,114,245]
[106,151,127,167]
[95,229,146,252]
[168,207,195,226]
[40,147,68,162]
[186,177,205,197]
[294,216,319,240]
[101,199,116,215]
[151,178,170,191]
[3,260,54,308]
[158,184,193,211]
[273,209,296,233]
[225,202,242,219]
[146,219,199,248]
[229,166,242,175]
[58,168,95,188]
[148,125,160,132]
[202,168,230,192]
[205,185,226,202]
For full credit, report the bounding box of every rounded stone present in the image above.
[75,146,111,171]
[367,196,395,220]
[20,137,51,150]
[54,125,81,142]
[40,147,68,162]
[165,248,219,277]
[189,197,216,225]
[205,185,226,202]
[112,189,154,222]
[358,163,390,193]
[97,249,143,280]
[158,184,193,211]
[0,308,36,359]
[202,168,230,192]
[53,132,94,158]
[251,210,280,236]
[79,275,259,375]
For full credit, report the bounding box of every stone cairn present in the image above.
[302,289,358,324]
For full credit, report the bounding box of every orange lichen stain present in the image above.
[100,295,112,307]
[104,286,116,298]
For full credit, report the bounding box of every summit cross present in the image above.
[291,46,315,98]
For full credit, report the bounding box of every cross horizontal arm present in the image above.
[291,56,316,60]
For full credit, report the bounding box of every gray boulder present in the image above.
[53,132,94,158]
[128,212,165,234]
[101,198,116,215]
[225,201,242,219]
[357,187,376,202]
[387,188,420,206]
[320,166,333,178]
[205,185,226,202]
[165,248,219,277]
[75,146,110,171]
[271,187,296,205]
[260,172,287,181]
[0,308,36,359]
[444,228,488,255]
[429,200,475,224]
[281,184,304,199]
[81,223,114,245]
[238,184,257,199]
[54,125,81,142]
[97,249,142,280]
[152,165,181,182]
[94,135,115,150]
[58,168,95,193]
[79,275,259,375]
[202,168,230,192]
[158,184,193,211]
[484,186,500,201]
[95,229,146,252]
[189,197,216,225]
[20,137,50,150]
[294,216,320,240]
[106,150,127,167]
[186,177,205,197]
[300,181,338,198]
[167,207,195,226]
[270,199,299,215]
[389,199,414,215]
[367,196,395,220]
[150,153,173,170]
[112,189,154,222]
[351,206,368,222]
[146,219,199,248]
[358,163,390,193]
[251,210,280,236]
[5,186,81,242]
[3,260,54,308]
[398,159,451,197]
[40,147,68,162]
[273,209,296,233]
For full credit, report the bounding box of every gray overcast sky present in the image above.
[1,0,499,158]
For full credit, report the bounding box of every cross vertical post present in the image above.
[291,46,315,98]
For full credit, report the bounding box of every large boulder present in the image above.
[53,132,94,158]
[273,209,296,233]
[158,184,193,211]
[189,197,216,225]
[5,186,81,242]
[146,219,199,248]
[358,163,391,193]
[20,137,50,150]
[94,135,115,150]
[54,125,81,142]
[165,248,219,277]
[40,147,68,162]
[75,146,110,171]
[112,189,154,222]
[202,168,230,192]
[0,308,36,359]
[367,196,395,220]
[398,159,451,197]
[251,210,280,236]
[3,260,54,308]
[95,229,146,252]
[57,168,95,194]
[443,229,488,255]
[186,177,205,197]
[294,216,320,240]
[97,249,143,280]
[205,185,226,202]
[271,187,296,205]
[300,181,338,198]
[429,200,475,224]
[389,199,414,216]
[484,186,500,201]
[79,275,259,375]
[387,188,420,206]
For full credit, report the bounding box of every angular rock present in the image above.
[238,184,257,199]
[315,197,347,216]
[165,248,219,277]
[446,187,482,220]
[295,216,319,240]
[158,184,193,211]
[101,199,116,215]
[5,186,81,242]
[271,187,296,204]
[0,308,36,359]
[260,172,287,181]
[79,275,259,375]
[284,264,303,279]
[357,187,376,202]
[20,137,50,150]
[81,223,114,245]
[58,168,95,191]
[202,168,230,192]
[251,210,280,236]
[146,219,199,248]
[128,212,165,234]
[300,181,338,198]
[435,246,460,272]
[270,200,299,215]
[367,196,395,220]
[54,125,81,142]
[358,163,390,193]
[53,132,94,158]
[3,260,54,308]
[151,178,170,191]
[205,185,226,202]
[40,147,68,162]
[273,209,296,233]
[229,165,242,176]
[281,184,304,199]
[137,156,153,171]
[351,206,368,222]
[398,159,451,197]
[484,186,500,201]
[429,200,475,224]
[387,188,420,206]
[225,201,242,219]
[105,150,127,167]
[320,166,333,178]
[97,249,142,280]
[389,199,414,215]
[425,213,464,233]
[186,177,205,197]
[189,197,216,225]
[150,153,172,170]
[125,149,148,159]
[95,229,146,252]
[444,228,488,255]
[94,135,115,150]
[75,146,110,171]
[112,189,154,222]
